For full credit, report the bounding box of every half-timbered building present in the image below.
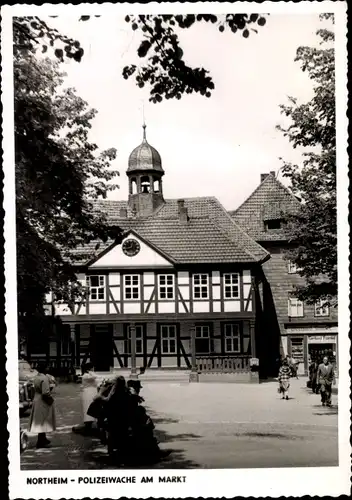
[39,126,271,381]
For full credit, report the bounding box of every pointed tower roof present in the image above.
[127,124,164,173]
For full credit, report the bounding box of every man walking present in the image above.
[317,356,335,407]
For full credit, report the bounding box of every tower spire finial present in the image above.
[142,101,147,141]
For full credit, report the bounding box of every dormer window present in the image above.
[265,219,282,230]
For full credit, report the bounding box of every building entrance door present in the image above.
[91,324,113,371]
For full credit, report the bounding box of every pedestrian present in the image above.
[309,360,319,394]
[278,358,291,400]
[317,356,335,407]
[28,362,56,448]
[80,362,98,433]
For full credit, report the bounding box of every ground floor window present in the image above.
[128,324,144,354]
[160,325,177,354]
[223,323,241,353]
[195,325,211,354]
[289,336,304,364]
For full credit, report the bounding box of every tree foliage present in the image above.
[15,49,120,317]
[13,14,267,103]
[277,15,336,304]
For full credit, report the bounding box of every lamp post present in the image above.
[130,323,138,380]
[189,326,199,382]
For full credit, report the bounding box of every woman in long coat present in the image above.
[278,358,291,400]
[81,362,98,430]
[28,362,56,448]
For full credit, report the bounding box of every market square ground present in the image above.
[20,378,338,470]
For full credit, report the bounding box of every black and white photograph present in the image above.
[2,2,349,499]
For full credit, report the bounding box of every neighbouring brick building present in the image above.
[230,172,338,376]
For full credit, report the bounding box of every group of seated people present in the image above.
[83,374,170,466]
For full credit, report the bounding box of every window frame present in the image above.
[288,297,304,317]
[314,299,330,317]
[160,325,177,354]
[266,219,282,230]
[223,273,240,299]
[128,325,144,354]
[158,274,175,300]
[223,323,241,354]
[195,325,211,354]
[124,274,140,301]
[86,275,106,301]
[192,273,209,300]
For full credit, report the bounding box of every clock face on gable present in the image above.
[122,238,141,257]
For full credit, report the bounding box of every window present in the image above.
[160,325,177,354]
[224,324,241,353]
[287,261,298,274]
[158,275,174,300]
[128,325,144,354]
[193,274,209,299]
[314,299,330,317]
[195,325,210,354]
[288,297,304,317]
[124,275,140,300]
[266,219,281,230]
[223,273,239,298]
[290,337,304,363]
[86,275,105,301]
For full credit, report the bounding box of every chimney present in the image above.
[270,170,276,177]
[260,173,269,183]
[119,208,127,218]
[177,199,189,224]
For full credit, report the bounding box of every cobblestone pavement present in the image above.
[20,378,338,470]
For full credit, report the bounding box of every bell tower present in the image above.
[127,124,165,217]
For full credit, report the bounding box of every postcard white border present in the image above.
[2,2,350,498]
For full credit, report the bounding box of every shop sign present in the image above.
[307,335,336,343]
[285,326,337,335]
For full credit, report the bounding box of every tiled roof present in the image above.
[229,173,301,242]
[69,197,269,265]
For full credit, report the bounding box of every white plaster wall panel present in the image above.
[144,287,154,301]
[110,287,121,301]
[146,339,156,353]
[49,342,57,356]
[89,303,106,315]
[178,302,186,314]
[124,303,141,314]
[78,305,87,315]
[55,304,72,316]
[213,301,221,312]
[224,301,241,312]
[114,339,125,355]
[243,270,251,283]
[162,356,178,367]
[193,301,210,313]
[158,302,176,314]
[177,271,189,285]
[179,285,189,300]
[109,302,120,314]
[114,324,124,336]
[212,285,221,300]
[246,300,252,312]
[148,358,158,368]
[143,272,155,285]
[184,301,190,313]
[243,337,250,354]
[213,338,222,354]
[243,283,251,300]
[90,234,172,268]
[146,302,155,314]
[212,271,220,284]
[109,273,120,285]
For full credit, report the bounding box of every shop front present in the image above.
[284,325,338,376]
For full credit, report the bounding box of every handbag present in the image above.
[42,393,54,406]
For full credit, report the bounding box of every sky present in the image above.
[45,13,326,210]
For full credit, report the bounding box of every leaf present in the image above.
[137,40,151,58]
[54,48,64,59]
[80,16,90,22]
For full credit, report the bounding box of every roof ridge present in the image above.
[229,174,273,215]
[210,198,270,262]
